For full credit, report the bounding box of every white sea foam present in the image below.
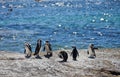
[58,24,62,27]
[2,5,6,8]
[97,32,103,36]
[0,37,4,40]
[100,18,104,21]
[12,35,16,40]
[92,19,95,22]
[55,2,64,7]
[73,32,77,35]
[90,38,95,40]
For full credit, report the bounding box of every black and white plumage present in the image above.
[87,44,98,58]
[58,51,68,62]
[43,41,52,56]
[34,39,42,56]
[71,46,79,61]
[24,42,32,58]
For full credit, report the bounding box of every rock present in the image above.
[0,49,120,77]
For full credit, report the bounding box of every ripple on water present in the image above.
[0,0,119,52]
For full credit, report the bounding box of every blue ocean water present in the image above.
[0,0,120,53]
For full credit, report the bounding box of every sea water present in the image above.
[0,0,120,53]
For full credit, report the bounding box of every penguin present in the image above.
[24,42,32,58]
[43,41,52,58]
[71,46,79,61]
[58,51,68,62]
[34,39,42,56]
[87,44,98,58]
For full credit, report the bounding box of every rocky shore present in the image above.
[0,48,120,77]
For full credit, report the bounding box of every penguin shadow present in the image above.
[73,59,78,61]
[25,55,31,58]
[88,56,96,59]
[58,60,67,63]
[35,55,42,59]
[44,53,52,59]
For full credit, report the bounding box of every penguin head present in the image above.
[72,46,76,48]
[46,40,49,43]
[25,42,29,46]
[89,44,94,48]
[25,42,31,48]
[37,39,42,43]
[45,40,50,45]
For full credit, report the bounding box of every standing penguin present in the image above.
[87,44,98,58]
[43,41,52,58]
[34,39,42,56]
[58,51,68,62]
[71,46,79,61]
[24,42,32,58]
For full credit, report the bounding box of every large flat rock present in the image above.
[0,48,120,77]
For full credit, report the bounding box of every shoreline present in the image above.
[1,47,120,53]
[0,48,120,77]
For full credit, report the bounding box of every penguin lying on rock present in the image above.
[58,51,68,62]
